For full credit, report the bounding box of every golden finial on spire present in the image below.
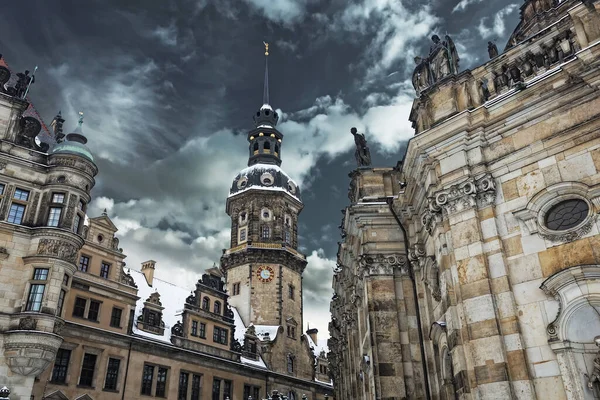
[263,41,269,56]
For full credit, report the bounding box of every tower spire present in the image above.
[263,41,269,106]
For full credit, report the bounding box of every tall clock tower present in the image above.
[221,44,307,339]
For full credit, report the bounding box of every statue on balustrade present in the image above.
[411,34,460,95]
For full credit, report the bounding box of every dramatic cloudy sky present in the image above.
[0,0,520,342]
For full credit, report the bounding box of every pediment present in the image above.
[45,391,69,400]
[286,316,298,326]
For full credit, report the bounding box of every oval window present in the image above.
[545,199,589,231]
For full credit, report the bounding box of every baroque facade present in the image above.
[0,49,331,399]
[330,1,600,399]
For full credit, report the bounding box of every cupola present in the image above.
[51,111,93,162]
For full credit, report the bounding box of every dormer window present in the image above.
[202,297,210,311]
[137,292,165,335]
[213,301,221,315]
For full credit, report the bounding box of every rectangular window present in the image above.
[73,213,81,233]
[223,380,232,400]
[261,226,270,239]
[254,387,260,399]
[26,284,45,312]
[52,193,65,203]
[78,200,85,211]
[47,207,62,227]
[288,285,294,300]
[199,322,206,339]
[285,229,291,244]
[79,353,97,387]
[51,348,71,383]
[104,358,121,391]
[88,300,100,322]
[239,227,247,242]
[178,371,189,400]
[233,283,240,296]
[212,378,221,400]
[141,364,154,395]
[191,320,198,336]
[73,297,86,318]
[33,268,49,280]
[110,307,122,328]
[0,183,5,195]
[62,274,69,286]
[56,289,66,317]
[156,367,168,397]
[79,255,90,272]
[14,188,29,201]
[100,262,110,279]
[213,327,228,345]
[191,374,202,400]
[7,203,26,224]
[244,385,261,400]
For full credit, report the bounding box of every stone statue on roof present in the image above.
[428,34,459,82]
[412,56,434,94]
[350,127,371,167]
[488,41,499,59]
[15,70,34,99]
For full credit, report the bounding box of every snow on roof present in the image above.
[257,124,273,128]
[228,184,301,202]
[129,269,190,343]
[237,163,286,177]
[260,103,273,110]
[254,325,280,341]
[231,306,268,368]
[306,334,329,358]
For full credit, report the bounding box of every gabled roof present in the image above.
[89,214,118,232]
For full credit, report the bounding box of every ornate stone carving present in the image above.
[51,157,76,167]
[0,247,8,260]
[539,218,594,242]
[24,191,40,226]
[358,253,408,276]
[60,194,77,230]
[171,321,183,337]
[0,184,14,220]
[53,320,64,335]
[36,239,79,264]
[18,316,37,330]
[120,269,137,288]
[147,292,162,306]
[429,174,497,219]
[586,338,600,392]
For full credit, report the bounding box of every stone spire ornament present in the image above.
[263,41,269,106]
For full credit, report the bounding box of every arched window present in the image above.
[213,301,221,315]
[253,142,259,152]
[287,354,295,373]
[261,226,270,239]
[202,297,210,311]
[275,144,280,154]
[263,141,271,151]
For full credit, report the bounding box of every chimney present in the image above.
[141,260,156,286]
[306,327,318,344]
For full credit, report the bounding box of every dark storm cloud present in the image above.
[0,0,522,336]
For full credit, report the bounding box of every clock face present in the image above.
[256,265,275,283]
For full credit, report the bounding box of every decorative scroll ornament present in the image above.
[171,321,183,337]
[358,253,408,276]
[425,174,497,227]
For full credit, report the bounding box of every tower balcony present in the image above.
[221,241,307,273]
[2,329,63,376]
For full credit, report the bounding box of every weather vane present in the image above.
[263,41,269,56]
